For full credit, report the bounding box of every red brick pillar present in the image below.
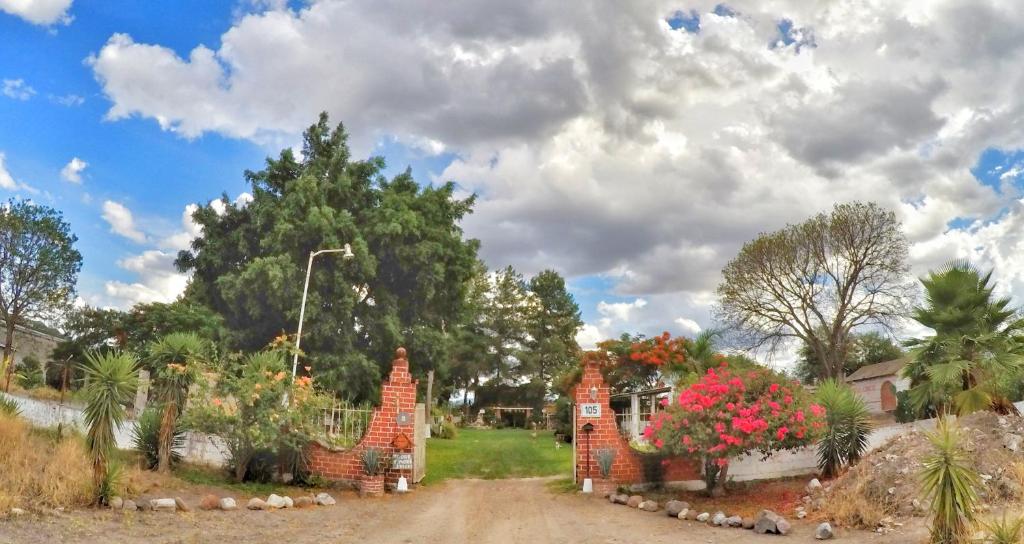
[573,361,642,486]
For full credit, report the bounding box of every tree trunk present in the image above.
[234,451,251,482]
[157,401,176,473]
[2,322,16,392]
[711,461,729,497]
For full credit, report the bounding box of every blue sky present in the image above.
[4,1,1024,364]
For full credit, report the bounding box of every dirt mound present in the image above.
[826,411,1024,528]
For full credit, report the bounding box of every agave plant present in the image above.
[982,513,1024,544]
[816,379,872,477]
[921,417,980,544]
[81,351,138,501]
[595,448,615,479]
[0,394,20,417]
[147,332,208,473]
[361,447,385,476]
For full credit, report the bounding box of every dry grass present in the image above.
[0,413,93,512]
[826,462,889,529]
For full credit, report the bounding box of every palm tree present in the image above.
[81,351,138,499]
[147,332,208,473]
[904,260,1024,415]
[685,329,724,372]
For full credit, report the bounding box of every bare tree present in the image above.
[716,202,913,380]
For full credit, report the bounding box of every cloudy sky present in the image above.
[3,0,1024,362]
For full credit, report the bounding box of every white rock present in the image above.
[283,496,293,508]
[806,478,823,495]
[150,498,177,512]
[314,492,336,506]
[815,522,834,540]
[677,508,689,520]
[219,498,237,511]
[266,494,287,509]
[109,496,123,510]
[10,508,26,517]
[696,512,710,522]
[797,510,807,519]
[711,512,727,526]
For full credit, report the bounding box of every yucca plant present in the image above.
[921,417,980,544]
[81,351,138,502]
[982,513,1024,544]
[596,448,615,479]
[816,379,872,477]
[97,462,124,505]
[147,332,208,473]
[131,405,185,470]
[361,447,384,476]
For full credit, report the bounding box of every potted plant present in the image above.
[359,447,386,497]
[594,448,617,497]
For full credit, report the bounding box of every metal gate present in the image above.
[413,402,426,483]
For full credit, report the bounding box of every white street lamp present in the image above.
[291,244,355,382]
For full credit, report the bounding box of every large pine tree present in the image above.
[177,114,480,400]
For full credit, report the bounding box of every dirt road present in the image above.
[0,478,926,544]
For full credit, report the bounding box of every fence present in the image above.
[316,399,374,449]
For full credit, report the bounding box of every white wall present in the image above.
[670,400,1024,487]
[1,392,227,466]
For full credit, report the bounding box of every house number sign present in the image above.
[580,403,601,418]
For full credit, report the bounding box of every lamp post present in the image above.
[291,244,355,381]
[581,421,594,493]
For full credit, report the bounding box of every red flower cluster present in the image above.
[628,331,687,367]
[644,365,825,466]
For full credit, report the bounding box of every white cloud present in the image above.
[101,200,146,243]
[0,152,36,193]
[49,93,84,106]
[91,192,255,309]
[103,250,188,307]
[60,157,87,183]
[596,298,648,327]
[575,323,603,351]
[2,79,35,100]
[83,1,1024,349]
[674,318,702,335]
[0,0,72,25]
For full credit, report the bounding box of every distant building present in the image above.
[846,358,909,414]
[1,319,64,371]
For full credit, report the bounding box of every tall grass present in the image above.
[0,413,92,512]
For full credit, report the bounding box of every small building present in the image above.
[1,319,64,372]
[846,358,910,414]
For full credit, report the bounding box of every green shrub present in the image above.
[15,355,46,390]
[433,421,458,439]
[131,405,184,470]
[0,394,20,417]
[921,417,979,544]
[816,379,873,477]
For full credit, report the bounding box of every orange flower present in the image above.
[212,398,223,407]
[274,371,286,382]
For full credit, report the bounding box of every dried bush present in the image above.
[0,413,92,511]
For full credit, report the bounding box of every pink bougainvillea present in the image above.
[643,363,826,495]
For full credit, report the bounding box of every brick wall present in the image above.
[573,360,699,487]
[308,348,419,488]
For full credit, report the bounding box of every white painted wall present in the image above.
[1,391,227,466]
[669,400,1024,487]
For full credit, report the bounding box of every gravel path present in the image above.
[0,478,927,544]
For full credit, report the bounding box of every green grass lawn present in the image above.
[424,428,572,484]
